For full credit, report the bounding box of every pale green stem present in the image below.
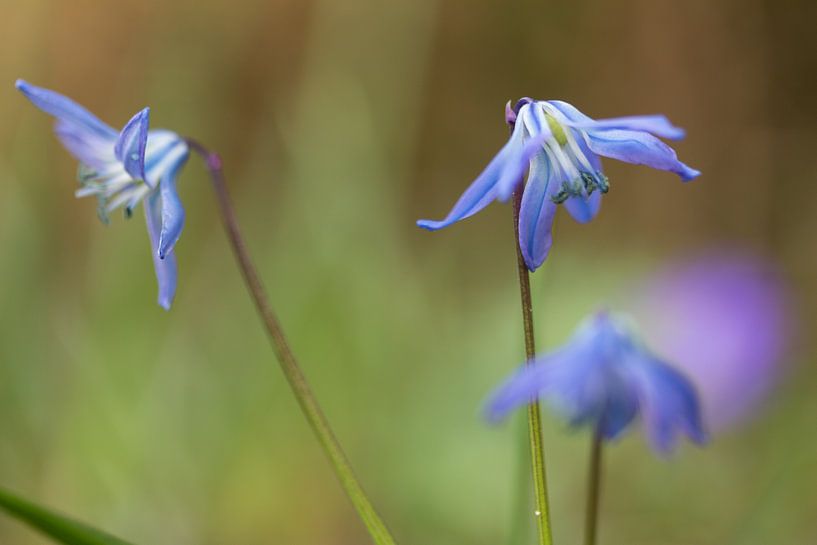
[508,411,533,545]
[186,140,397,545]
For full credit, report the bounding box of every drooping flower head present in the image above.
[485,311,707,454]
[631,252,793,431]
[16,80,189,310]
[418,99,700,271]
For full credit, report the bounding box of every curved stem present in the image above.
[584,428,603,545]
[511,189,554,545]
[185,139,398,545]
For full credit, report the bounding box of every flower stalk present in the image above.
[511,188,554,545]
[584,427,603,545]
[185,139,397,545]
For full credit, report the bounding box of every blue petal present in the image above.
[484,359,554,423]
[16,80,116,140]
[157,156,187,259]
[54,120,115,171]
[629,355,708,454]
[547,100,686,140]
[485,316,611,423]
[417,105,543,231]
[115,108,149,180]
[563,191,601,223]
[144,191,177,310]
[563,127,604,223]
[562,130,604,223]
[585,129,701,182]
[518,152,558,271]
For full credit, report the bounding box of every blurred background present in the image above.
[1,0,816,543]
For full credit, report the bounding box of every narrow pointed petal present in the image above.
[54,120,116,170]
[518,152,558,271]
[570,115,685,140]
[157,158,187,259]
[585,129,701,181]
[485,321,603,423]
[114,108,149,180]
[547,100,686,140]
[15,80,116,139]
[144,191,177,310]
[417,105,543,230]
[631,356,708,454]
[484,358,556,423]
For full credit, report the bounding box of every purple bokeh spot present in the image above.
[632,251,793,431]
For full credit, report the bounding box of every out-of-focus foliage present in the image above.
[1,0,815,544]
[0,487,134,545]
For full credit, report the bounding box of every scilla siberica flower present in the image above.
[485,311,707,454]
[417,99,700,271]
[16,80,189,310]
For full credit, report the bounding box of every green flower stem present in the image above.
[0,486,133,545]
[186,140,398,545]
[508,411,533,545]
[584,428,604,545]
[511,189,554,545]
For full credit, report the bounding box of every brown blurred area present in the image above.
[1,0,816,544]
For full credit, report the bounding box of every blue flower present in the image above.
[16,80,189,310]
[485,311,707,454]
[417,99,700,271]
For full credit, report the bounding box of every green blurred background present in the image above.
[1,0,816,543]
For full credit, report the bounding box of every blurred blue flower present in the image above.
[631,252,793,431]
[417,99,700,271]
[16,80,189,310]
[485,311,707,454]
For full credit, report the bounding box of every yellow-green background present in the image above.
[1,0,815,543]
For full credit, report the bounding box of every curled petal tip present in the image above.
[416,219,445,231]
[504,101,516,126]
[14,79,27,91]
[158,238,174,260]
[524,257,542,273]
[679,165,701,182]
[483,407,506,425]
[158,297,172,311]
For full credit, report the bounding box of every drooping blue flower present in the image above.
[485,311,707,454]
[417,99,700,271]
[16,80,189,310]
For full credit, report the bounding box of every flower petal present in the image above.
[54,120,116,170]
[485,317,609,423]
[547,100,686,140]
[563,190,602,224]
[16,80,116,140]
[518,152,558,271]
[417,105,544,230]
[157,157,187,259]
[630,355,708,454]
[585,129,701,182]
[114,108,149,181]
[484,356,559,423]
[144,191,177,310]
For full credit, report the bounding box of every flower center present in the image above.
[544,113,569,147]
